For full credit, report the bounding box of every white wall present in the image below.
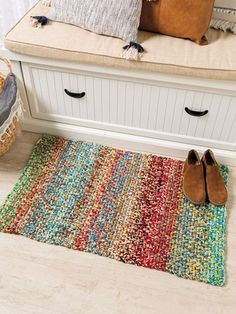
[0,0,37,47]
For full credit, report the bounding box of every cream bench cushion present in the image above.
[4,1,236,81]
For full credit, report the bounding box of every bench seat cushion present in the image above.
[4,1,236,81]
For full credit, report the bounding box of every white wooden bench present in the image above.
[3,1,236,165]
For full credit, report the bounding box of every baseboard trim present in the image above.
[22,118,236,166]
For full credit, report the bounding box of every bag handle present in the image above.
[0,56,12,74]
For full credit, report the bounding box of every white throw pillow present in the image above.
[211,0,236,33]
[48,0,143,59]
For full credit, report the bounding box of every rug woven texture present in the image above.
[0,135,229,286]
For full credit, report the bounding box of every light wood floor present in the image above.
[0,131,235,314]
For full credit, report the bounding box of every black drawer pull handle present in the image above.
[64,89,86,99]
[185,107,208,117]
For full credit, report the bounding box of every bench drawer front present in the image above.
[23,64,236,150]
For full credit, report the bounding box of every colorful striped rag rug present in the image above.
[0,135,229,286]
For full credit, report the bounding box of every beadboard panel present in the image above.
[22,63,236,151]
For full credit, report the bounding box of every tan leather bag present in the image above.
[140,0,215,45]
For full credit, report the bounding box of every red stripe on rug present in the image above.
[121,156,183,270]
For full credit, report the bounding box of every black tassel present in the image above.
[30,16,49,27]
[123,42,144,53]
[122,42,144,60]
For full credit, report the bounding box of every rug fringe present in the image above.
[210,18,236,33]
[214,7,236,15]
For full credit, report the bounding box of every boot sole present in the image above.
[183,190,206,206]
[209,200,227,206]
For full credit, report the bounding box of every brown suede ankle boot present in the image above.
[183,150,206,205]
[202,150,228,206]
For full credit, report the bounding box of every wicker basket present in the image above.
[0,56,18,156]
